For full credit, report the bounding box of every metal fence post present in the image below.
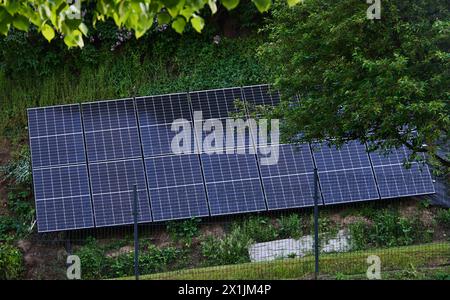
[133,184,139,280]
[313,168,319,280]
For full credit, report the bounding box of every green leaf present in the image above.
[41,24,55,42]
[180,7,195,20]
[79,23,88,36]
[172,17,186,34]
[157,12,171,25]
[64,30,84,48]
[208,0,218,14]
[191,15,204,33]
[12,15,30,31]
[0,9,12,35]
[252,0,272,12]
[4,0,20,15]
[221,0,240,11]
[287,0,302,7]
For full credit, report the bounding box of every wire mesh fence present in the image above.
[14,196,450,280]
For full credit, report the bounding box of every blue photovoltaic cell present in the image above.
[32,165,94,231]
[136,93,192,125]
[33,165,91,200]
[140,122,197,157]
[145,155,205,188]
[89,159,152,227]
[28,105,83,137]
[263,175,316,210]
[82,99,142,162]
[201,153,266,215]
[369,145,435,199]
[82,99,152,227]
[259,145,314,178]
[201,153,260,183]
[242,84,281,107]
[84,128,141,162]
[189,88,243,119]
[318,168,380,204]
[28,105,94,232]
[312,141,379,204]
[145,155,209,221]
[82,99,137,131]
[259,144,319,209]
[194,118,254,153]
[30,133,86,168]
[207,179,266,216]
[35,195,93,232]
[149,185,209,221]
[136,93,194,157]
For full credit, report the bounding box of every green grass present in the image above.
[117,242,450,280]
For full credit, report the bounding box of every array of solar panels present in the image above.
[28,84,436,232]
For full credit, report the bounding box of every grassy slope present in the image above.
[117,242,450,280]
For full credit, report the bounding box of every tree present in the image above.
[0,0,301,48]
[259,0,449,164]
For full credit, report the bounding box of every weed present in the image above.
[0,243,23,279]
[201,225,253,266]
[166,218,201,246]
[240,216,278,242]
[436,208,450,230]
[348,221,370,250]
[277,214,303,239]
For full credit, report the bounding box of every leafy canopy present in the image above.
[260,0,449,162]
[0,0,299,48]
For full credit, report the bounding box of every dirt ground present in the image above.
[0,138,11,216]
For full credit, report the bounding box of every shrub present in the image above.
[240,216,278,242]
[166,218,201,246]
[0,243,24,279]
[348,209,432,250]
[348,221,371,250]
[0,216,16,241]
[0,190,35,239]
[75,237,183,279]
[201,226,253,266]
[369,210,415,247]
[309,215,338,241]
[436,209,450,230]
[75,238,109,279]
[277,214,303,239]
[139,244,181,275]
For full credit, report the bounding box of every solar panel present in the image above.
[369,145,435,198]
[82,99,152,227]
[28,84,437,232]
[311,141,380,205]
[28,105,94,232]
[259,144,320,209]
[135,94,210,221]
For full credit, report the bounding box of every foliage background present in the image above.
[0,3,268,141]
